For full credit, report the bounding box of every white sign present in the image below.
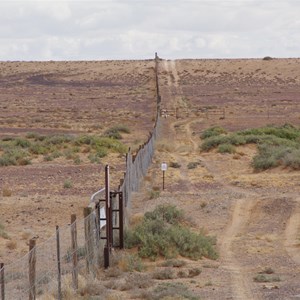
[161,163,168,171]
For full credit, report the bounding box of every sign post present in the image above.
[161,162,167,190]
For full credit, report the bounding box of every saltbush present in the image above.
[125,204,218,260]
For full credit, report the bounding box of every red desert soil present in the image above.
[1,58,300,299]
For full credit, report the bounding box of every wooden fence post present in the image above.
[0,263,4,300]
[56,226,62,300]
[29,239,36,300]
[84,207,93,274]
[70,214,78,290]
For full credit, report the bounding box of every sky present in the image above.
[0,0,300,61]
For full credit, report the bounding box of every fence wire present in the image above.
[0,55,161,300]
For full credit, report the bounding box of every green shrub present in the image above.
[63,180,73,189]
[201,124,300,171]
[152,268,174,280]
[218,143,236,154]
[125,205,218,260]
[149,189,160,199]
[111,124,130,134]
[201,126,227,139]
[187,162,200,169]
[200,135,227,151]
[281,149,300,170]
[253,274,281,282]
[149,282,199,300]
[145,205,184,225]
[15,138,31,148]
[103,128,122,139]
[160,259,186,268]
[0,223,9,239]
[170,162,181,168]
[45,134,73,145]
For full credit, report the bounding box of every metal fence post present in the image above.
[29,239,36,300]
[56,226,62,300]
[70,214,78,290]
[0,263,4,300]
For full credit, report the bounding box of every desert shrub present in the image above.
[160,259,186,268]
[95,147,108,158]
[187,162,200,169]
[26,132,41,139]
[188,267,202,278]
[45,134,73,145]
[259,267,275,274]
[118,253,145,272]
[253,274,280,282]
[2,187,12,197]
[103,128,122,139]
[0,222,9,239]
[148,282,199,300]
[200,135,227,151]
[149,189,160,199]
[125,204,217,260]
[218,143,236,154]
[263,56,273,61]
[111,124,131,134]
[14,138,31,148]
[201,124,300,171]
[0,148,30,166]
[281,149,300,170]
[170,162,181,168]
[201,126,227,139]
[63,179,73,189]
[144,204,184,225]
[74,135,94,145]
[88,154,100,163]
[29,143,48,155]
[152,268,174,280]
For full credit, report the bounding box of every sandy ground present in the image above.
[0,60,157,263]
[130,59,300,299]
[1,58,300,299]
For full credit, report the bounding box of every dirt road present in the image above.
[131,59,300,299]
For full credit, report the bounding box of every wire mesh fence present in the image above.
[0,54,162,300]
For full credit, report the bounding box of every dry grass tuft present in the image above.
[2,187,12,197]
[21,229,34,240]
[6,240,17,250]
[156,140,175,152]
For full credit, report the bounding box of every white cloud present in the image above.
[0,0,299,60]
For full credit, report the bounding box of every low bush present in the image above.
[187,161,201,169]
[160,259,186,268]
[218,143,236,154]
[0,222,9,239]
[148,282,199,300]
[201,126,227,139]
[253,274,281,283]
[125,204,218,260]
[0,132,127,166]
[170,162,181,168]
[63,180,73,189]
[152,268,174,280]
[201,124,300,171]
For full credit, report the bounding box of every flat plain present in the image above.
[1,57,300,299]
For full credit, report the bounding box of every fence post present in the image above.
[84,207,93,274]
[94,203,101,269]
[119,193,124,249]
[29,239,36,300]
[0,263,4,300]
[56,226,62,300]
[70,214,78,290]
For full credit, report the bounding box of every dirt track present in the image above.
[1,58,300,299]
[131,59,300,299]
